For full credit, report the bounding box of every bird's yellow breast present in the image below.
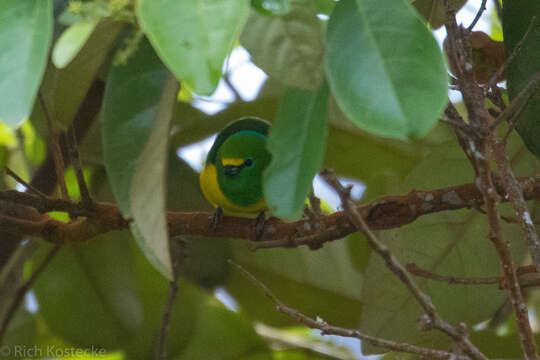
[199,164,267,215]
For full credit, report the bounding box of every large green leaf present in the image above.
[33,231,270,359]
[0,0,53,127]
[325,0,447,140]
[226,237,365,329]
[358,136,533,355]
[502,1,540,159]
[241,0,324,90]
[129,76,178,280]
[137,0,250,95]
[264,84,329,220]
[101,38,174,279]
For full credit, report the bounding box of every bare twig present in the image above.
[66,127,92,208]
[229,259,469,360]
[155,240,183,360]
[467,0,488,32]
[0,245,60,344]
[406,263,539,288]
[38,92,69,202]
[4,167,47,198]
[320,169,488,360]
[475,140,538,359]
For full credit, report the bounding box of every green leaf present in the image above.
[42,20,124,129]
[137,0,250,95]
[101,38,175,279]
[264,83,329,220]
[502,1,540,159]
[226,238,364,328]
[0,0,53,127]
[359,138,531,355]
[251,0,291,15]
[52,19,99,69]
[130,76,178,280]
[33,231,269,359]
[325,0,447,140]
[241,0,324,90]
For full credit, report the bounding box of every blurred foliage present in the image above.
[0,0,538,359]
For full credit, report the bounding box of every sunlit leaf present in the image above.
[0,0,53,127]
[52,19,99,69]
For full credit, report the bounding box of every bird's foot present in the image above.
[211,207,223,231]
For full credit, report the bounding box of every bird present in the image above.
[199,117,271,225]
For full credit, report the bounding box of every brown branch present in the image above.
[444,3,539,357]
[491,138,540,272]
[1,176,540,247]
[320,169,488,360]
[0,245,60,344]
[229,259,469,360]
[406,263,539,288]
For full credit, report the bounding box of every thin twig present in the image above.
[4,167,47,198]
[0,245,60,344]
[38,92,69,202]
[67,127,92,208]
[320,169,488,360]
[406,263,502,286]
[475,139,538,359]
[467,0,488,32]
[406,263,539,288]
[155,240,183,360]
[491,137,540,272]
[228,259,469,360]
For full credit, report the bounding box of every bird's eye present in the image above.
[244,158,253,167]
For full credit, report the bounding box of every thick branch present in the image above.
[1,177,539,247]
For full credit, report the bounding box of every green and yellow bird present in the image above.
[200,118,271,216]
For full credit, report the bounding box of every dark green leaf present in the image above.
[503,1,540,159]
[226,238,364,328]
[359,137,532,354]
[42,20,124,129]
[325,0,447,140]
[264,84,329,220]
[241,0,324,90]
[101,38,174,279]
[0,0,53,127]
[33,231,268,359]
[137,0,250,95]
